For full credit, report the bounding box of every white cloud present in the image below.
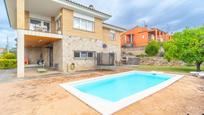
[74,0,203,32]
[168,20,181,25]
[136,17,151,25]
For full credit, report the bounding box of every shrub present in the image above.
[128,52,134,56]
[145,40,160,56]
[1,52,16,59]
[0,59,17,69]
[136,54,147,57]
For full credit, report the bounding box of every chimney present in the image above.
[89,5,95,9]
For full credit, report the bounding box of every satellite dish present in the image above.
[102,44,107,48]
[89,5,95,9]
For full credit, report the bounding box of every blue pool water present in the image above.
[74,72,171,102]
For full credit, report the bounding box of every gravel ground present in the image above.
[0,69,203,115]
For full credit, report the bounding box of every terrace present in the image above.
[0,67,203,115]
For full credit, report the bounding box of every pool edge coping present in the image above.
[59,71,184,115]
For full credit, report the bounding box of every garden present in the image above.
[142,25,204,72]
[0,52,17,69]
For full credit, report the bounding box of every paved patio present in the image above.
[25,68,62,78]
[0,69,203,115]
[0,69,17,83]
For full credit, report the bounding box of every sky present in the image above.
[0,0,16,48]
[0,0,204,48]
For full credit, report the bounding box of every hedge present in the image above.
[0,53,16,59]
[0,59,17,69]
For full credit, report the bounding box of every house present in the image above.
[121,26,171,48]
[0,48,5,55]
[4,0,126,78]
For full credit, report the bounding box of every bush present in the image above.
[1,52,16,59]
[136,54,147,57]
[127,52,134,56]
[0,59,17,69]
[145,40,160,56]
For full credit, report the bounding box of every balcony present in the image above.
[23,30,63,39]
[28,16,62,35]
[122,43,134,48]
[21,16,63,39]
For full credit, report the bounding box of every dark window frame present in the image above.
[74,51,95,59]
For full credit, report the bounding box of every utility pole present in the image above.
[143,20,147,27]
[6,36,9,53]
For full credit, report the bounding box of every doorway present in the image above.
[47,44,53,67]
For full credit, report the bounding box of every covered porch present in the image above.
[24,34,62,77]
[17,30,63,77]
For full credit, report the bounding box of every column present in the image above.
[16,0,25,29]
[125,35,127,44]
[17,30,25,78]
[155,30,158,40]
[51,17,56,33]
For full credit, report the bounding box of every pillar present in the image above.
[155,30,158,40]
[17,30,25,78]
[24,11,29,29]
[51,17,56,33]
[16,0,25,29]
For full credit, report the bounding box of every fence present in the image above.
[97,53,115,66]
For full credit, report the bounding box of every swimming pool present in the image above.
[60,71,183,114]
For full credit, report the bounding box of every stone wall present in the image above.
[25,47,49,66]
[53,40,63,71]
[122,47,145,56]
[139,57,184,66]
[60,36,121,72]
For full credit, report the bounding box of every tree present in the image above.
[145,40,160,56]
[163,26,204,71]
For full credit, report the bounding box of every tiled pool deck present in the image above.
[0,68,203,115]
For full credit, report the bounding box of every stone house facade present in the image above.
[4,0,126,77]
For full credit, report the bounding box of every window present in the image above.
[81,20,87,30]
[43,22,50,32]
[110,31,116,40]
[81,51,88,58]
[73,17,94,32]
[74,51,94,59]
[128,34,134,43]
[30,19,41,30]
[74,52,80,57]
[73,18,80,29]
[88,52,93,57]
[30,19,41,25]
[29,19,50,32]
[56,17,62,34]
[87,21,93,31]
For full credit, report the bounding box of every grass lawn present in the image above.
[134,65,204,73]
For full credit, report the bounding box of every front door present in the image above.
[48,45,53,67]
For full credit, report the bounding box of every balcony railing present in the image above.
[28,25,62,35]
[122,43,134,48]
[22,29,63,39]
[30,25,49,32]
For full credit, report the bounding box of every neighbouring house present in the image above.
[121,26,171,48]
[120,26,171,55]
[0,48,5,55]
[4,0,126,78]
